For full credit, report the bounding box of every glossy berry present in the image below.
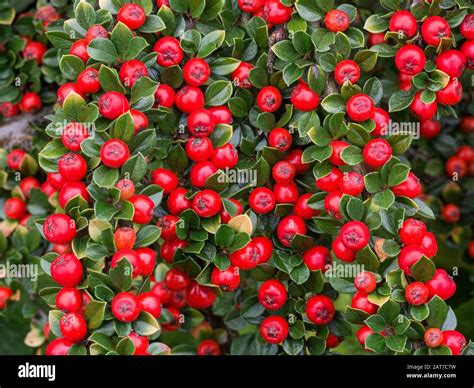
[51,253,83,287]
[371,108,390,136]
[268,127,292,151]
[119,60,148,87]
[340,172,364,196]
[111,249,141,278]
[167,188,192,215]
[211,143,238,169]
[211,266,240,291]
[116,179,135,201]
[231,62,253,88]
[351,291,378,315]
[61,122,89,151]
[129,195,155,224]
[249,187,276,214]
[186,282,216,309]
[272,160,296,184]
[197,339,221,356]
[45,338,73,356]
[114,227,136,250]
[135,248,156,276]
[290,82,319,111]
[409,91,437,121]
[258,279,287,310]
[60,312,87,343]
[421,16,451,47]
[363,139,392,167]
[111,292,140,322]
[395,45,426,76]
[440,330,466,355]
[185,137,214,162]
[263,0,292,25]
[229,240,261,270]
[253,236,273,264]
[57,83,84,106]
[175,86,204,113]
[460,14,474,39]
[420,232,438,258]
[188,109,215,137]
[334,60,360,85]
[356,326,374,349]
[436,78,462,106]
[85,24,108,43]
[138,292,161,318]
[129,332,149,354]
[237,0,264,13]
[420,119,441,139]
[331,238,356,262]
[3,197,27,220]
[151,168,178,194]
[165,268,191,291]
[219,198,243,223]
[405,282,429,305]
[154,84,176,108]
[58,182,90,209]
[257,86,282,113]
[303,246,331,272]
[153,37,184,67]
[209,106,233,124]
[346,94,374,122]
[389,10,417,38]
[43,214,76,244]
[460,40,474,70]
[19,92,42,112]
[276,215,307,247]
[192,190,222,218]
[100,139,130,168]
[183,58,210,86]
[286,149,309,174]
[424,328,444,348]
[398,245,424,276]
[316,167,343,192]
[354,271,377,294]
[117,3,146,30]
[130,109,149,132]
[441,203,460,224]
[58,153,87,182]
[98,91,129,120]
[324,9,350,32]
[294,193,319,219]
[260,316,288,344]
[56,287,82,313]
[340,221,370,251]
[23,41,47,64]
[399,218,426,245]
[425,269,456,300]
[306,295,335,325]
[391,171,422,198]
[157,215,178,241]
[190,161,217,188]
[324,190,342,219]
[69,39,89,63]
[435,50,466,78]
[274,182,298,204]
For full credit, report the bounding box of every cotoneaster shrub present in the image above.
[27,0,474,356]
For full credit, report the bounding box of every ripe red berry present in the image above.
[130,109,149,132]
[129,332,149,354]
[351,291,378,315]
[446,156,467,178]
[399,218,426,245]
[395,45,426,76]
[268,127,292,151]
[211,265,240,291]
[436,78,463,106]
[249,187,276,214]
[425,269,456,300]
[340,171,364,196]
[115,179,135,201]
[20,177,40,198]
[114,227,136,250]
[219,198,243,223]
[409,91,437,121]
[175,85,204,113]
[167,188,192,215]
[111,249,141,278]
[19,91,42,112]
[56,287,82,313]
[306,295,335,325]
[398,245,424,276]
[192,190,222,218]
[151,168,178,194]
[340,221,370,251]
[119,59,148,87]
[237,0,264,13]
[61,122,89,152]
[230,240,261,270]
[69,39,89,63]
[354,271,377,294]
[303,246,331,272]
[405,282,429,305]
[85,24,108,43]
[154,84,175,108]
[211,143,238,169]
[208,106,232,124]
[187,282,216,309]
[391,171,422,198]
[263,0,292,25]
[389,10,417,38]
[117,3,146,30]
[326,333,344,348]
[157,215,178,241]
[460,40,474,69]
[165,268,191,291]
[23,41,47,64]
[231,62,253,88]
[100,139,130,168]
[183,58,210,86]
[256,86,282,113]
[421,16,451,47]
[112,292,140,322]
[274,182,298,203]
[188,109,215,137]
[153,36,184,67]
[197,339,221,356]
[346,94,374,123]
[129,194,155,224]
[294,193,319,219]
[356,326,374,349]
[276,215,307,247]
[135,247,156,276]
[420,119,441,139]
[57,83,84,106]
[424,328,444,348]
[60,312,87,343]
[460,14,474,39]
[260,315,288,344]
[334,60,360,85]
[51,253,83,287]
[440,330,466,355]
[285,149,309,174]
[272,160,296,184]
[371,108,390,136]
[363,139,392,167]
[420,231,438,258]
[324,190,343,219]
[185,137,214,162]
[138,292,161,318]
[316,167,343,192]
[0,102,19,118]
[190,161,217,188]
[258,279,287,310]
[3,197,27,220]
[47,172,66,189]
[290,82,319,111]
[98,91,129,120]
[58,182,90,208]
[43,214,77,244]
[45,338,73,356]
[441,203,460,224]
[435,50,466,78]
[324,9,350,32]
[58,153,87,182]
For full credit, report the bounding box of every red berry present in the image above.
[167,188,192,215]
[69,39,89,63]
[112,292,140,322]
[303,246,331,272]
[43,214,77,244]
[157,215,178,241]
[117,3,146,30]
[399,218,426,245]
[111,249,141,278]
[324,190,343,219]
[368,33,385,47]
[175,86,204,113]
[56,287,82,313]
[441,203,460,224]
[326,333,343,348]
[340,171,364,196]
[3,197,27,220]
[58,182,90,208]
[183,58,210,86]
[19,91,42,112]
[421,16,451,47]
[409,91,437,121]
[420,119,441,139]
[446,157,467,178]
[119,59,148,87]
[371,108,390,137]
[232,62,253,88]
[229,240,261,270]
[436,78,462,106]
[151,168,178,194]
[363,139,392,167]
[274,182,299,204]
[340,221,370,251]
[258,279,287,310]
[425,269,456,300]
[424,328,443,348]
[130,109,149,132]
[41,182,56,197]
[398,245,424,276]
[420,232,438,258]
[356,326,373,349]
[276,215,307,247]
[435,50,466,78]
[354,271,377,293]
[268,127,292,151]
[294,193,319,219]
[324,9,350,32]
[460,14,474,39]
[208,106,232,124]
[260,316,288,344]
[129,332,149,354]
[61,122,89,151]
[391,171,422,198]
[0,102,19,118]
[440,330,466,355]
[153,36,184,67]
[395,45,426,76]
[351,291,378,315]
[405,282,429,305]
[253,236,273,264]
[188,109,215,137]
[185,137,214,162]
[136,247,156,276]
[138,292,161,318]
[186,282,216,309]
[306,295,335,325]
[389,10,417,38]
[211,143,238,169]
[192,190,222,218]
[114,227,137,250]
[190,161,217,188]
[249,187,276,214]
[45,338,73,356]
[115,178,135,201]
[257,86,282,113]
[316,167,343,192]
[328,140,349,166]
[237,0,264,13]
[60,312,87,343]
[154,84,175,108]
[460,40,474,69]
[47,172,66,189]
[129,195,155,224]
[211,265,240,291]
[290,82,319,111]
[219,198,243,223]
[19,177,40,198]
[77,68,100,94]
[98,91,129,120]
[197,339,221,356]
[285,149,309,174]
[51,253,83,287]
[165,268,191,291]
[57,83,84,106]
[85,25,108,43]
[263,0,292,25]
[334,60,360,85]
[100,139,130,168]
[272,160,296,184]
[346,94,374,123]
[58,153,87,182]
[23,41,47,64]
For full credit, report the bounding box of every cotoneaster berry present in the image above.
[111,249,141,278]
[421,16,451,47]
[398,245,424,276]
[306,295,335,325]
[249,187,276,214]
[253,236,273,264]
[363,139,392,167]
[436,78,463,106]
[211,143,238,169]
[58,182,90,208]
[410,91,437,121]
[197,339,221,356]
[399,218,426,245]
[371,108,390,136]
[151,168,178,194]
[3,197,27,220]
[276,215,307,247]
[389,10,417,38]
[257,86,282,113]
[285,149,309,174]
[263,0,292,25]
[116,178,135,200]
[58,153,87,182]
[324,9,350,32]
[303,246,331,272]
[136,248,156,276]
[258,279,287,310]
[316,167,343,192]
[340,221,370,251]
[69,39,89,63]
[117,3,146,30]
[19,177,40,198]
[130,109,149,132]
[60,312,88,343]
[100,139,130,168]
[231,62,253,88]
[129,194,155,224]
[420,119,441,139]
[334,60,360,85]
[219,198,243,223]
[56,287,83,313]
[19,92,42,112]
[395,45,426,75]
[424,328,443,348]
[167,188,192,215]
[441,330,466,355]
[129,332,149,355]
[340,172,364,196]
[294,193,319,219]
[175,86,204,113]
[425,269,456,300]
[185,137,214,162]
[61,122,89,151]
[260,316,288,344]
[119,60,148,87]
[351,291,378,315]
[190,161,217,188]
[405,282,429,305]
[98,91,129,120]
[324,190,342,219]
[45,338,73,356]
[111,292,140,322]
[420,232,438,258]
[209,106,233,124]
[155,84,176,108]
[165,268,191,291]
[391,171,422,198]
[290,82,319,111]
[114,227,136,250]
[441,203,460,224]
[354,271,377,294]
[157,215,178,241]
[43,214,77,244]
[274,182,298,203]
[435,50,466,78]
[192,190,222,218]
[85,24,108,42]
[346,94,374,123]
[460,14,474,39]
[183,58,210,86]
[188,109,215,137]
[329,140,349,166]
[51,253,83,287]
[138,292,161,318]
[230,240,261,270]
[268,127,292,151]
[186,282,216,309]
[237,0,264,13]
[211,266,240,291]
[153,36,184,67]
[23,41,47,64]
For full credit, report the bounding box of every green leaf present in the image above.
[132,311,161,336]
[365,333,386,353]
[364,314,387,333]
[198,30,225,58]
[88,38,119,64]
[388,90,415,112]
[122,152,147,182]
[363,14,390,33]
[272,40,300,61]
[340,145,363,166]
[111,112,135,142]
[373,190,395,209]
[354,50,378,72]
[59,55,85,80]
[321,94,345,113]
[139,15,166,33]
[289,264,310,285]
[85,301,106,329]
[385,335,407,353]
[75,1,96,29]
[410,256,436,283]
[426,296,449,328]
[215,225,235,247]
[99,65,126,93]
[93,165,119,187]
[205,80,233,106]
[387,164,410,187]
